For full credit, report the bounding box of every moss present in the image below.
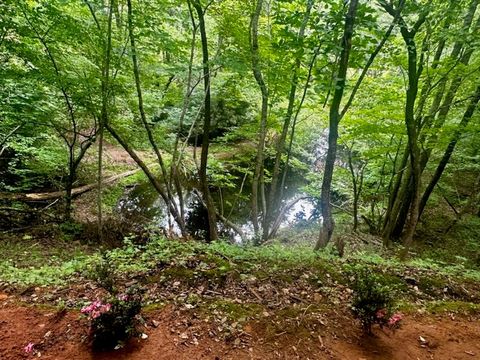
[417,276,447,296]
[101,185,124,212]
[396,301,417,314]
[426,301,480,314]
[261,305,326,339]
[143,302,167,312]
[201,299,263,322]
[162,267,195,280]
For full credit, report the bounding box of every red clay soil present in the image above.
[1,303,480,360]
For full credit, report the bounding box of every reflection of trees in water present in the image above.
[117,162,317,242]
[185,198,232,241]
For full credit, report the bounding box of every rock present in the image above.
[152,320,160,328]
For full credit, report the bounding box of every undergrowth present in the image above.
[1,235,479,308]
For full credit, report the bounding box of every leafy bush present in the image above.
[82,289,142,350]
[89,256,116,294]
[348,265,402,334]
[84,255,143,350]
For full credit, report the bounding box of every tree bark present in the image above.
[315,0,359,250]
[105,123,187,235]
[419,84,480,216]
[347,145,366,232]
[386,1,478,240]
[0,169,141,202]
[266,0,314,239]
[191,0,218,241]
[250,0,269,242]
[127,0,184,234]
[97,0,114,241]
[380,2,426,250]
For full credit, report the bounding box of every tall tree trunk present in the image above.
[105,123,187,235]
[279,49,318,201]
[379,2,426,250]
[266,0,314,239]
[419,84,480,216]
[192,0,218,241]
[398,25,425,248]
[314,0,401,250]
[97,0,114,241]
[127,0,184,234]
[347,146,366,233]
[315,0,359,250]
[389,1,478,238]
[399,41,422,247]
[250,0,269,242]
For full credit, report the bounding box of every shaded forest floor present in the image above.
[1,302,480,359]
[1,232,480,359]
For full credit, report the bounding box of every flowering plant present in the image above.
[81,300,112,320]
[24,342,35,354]
[348,265,402,334]
[376,308,403,328]
[82,289,142,350]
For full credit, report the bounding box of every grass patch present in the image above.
[426,301,480,315]
[200,299,263,322]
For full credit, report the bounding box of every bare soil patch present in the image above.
[1,299,479,360]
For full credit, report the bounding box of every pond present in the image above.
[116,167,319,243]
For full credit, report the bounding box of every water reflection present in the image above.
[117,176,318,242]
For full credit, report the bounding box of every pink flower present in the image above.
[376,308,387,319]
[81,300,111,319]
[118,294,129,301]
[24,342,34,354]
[388,313,403,326]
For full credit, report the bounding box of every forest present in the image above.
[1,0,480,358]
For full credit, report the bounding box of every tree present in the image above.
[190,0,219,241]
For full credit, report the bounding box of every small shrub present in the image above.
[88,255,116,293]
[348,265,402,334]
[84,258,143,350]
[82,288,142,350]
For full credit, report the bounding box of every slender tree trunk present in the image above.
[382,143,408,240]
[315,0,359,250]
[170,1,198,224]
[97,0,114,241]
[127,0,185,235]
[105,123,187,235]
[280,49,318,201]
[192,0,218,241]
[387,1,478,240]
[347,146,365,233]
[65,158,75,220]
[266,0,314,238]
[250,0,269,242]
[401,47,421,247]
[65,138,96,220]
[314,0,401,250]
[379,2,426,250]
[419,84,480,216]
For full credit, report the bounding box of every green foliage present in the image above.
[347,264,399,334]
[83,288,143,351]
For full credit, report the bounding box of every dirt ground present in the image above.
[1,299,479,360]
